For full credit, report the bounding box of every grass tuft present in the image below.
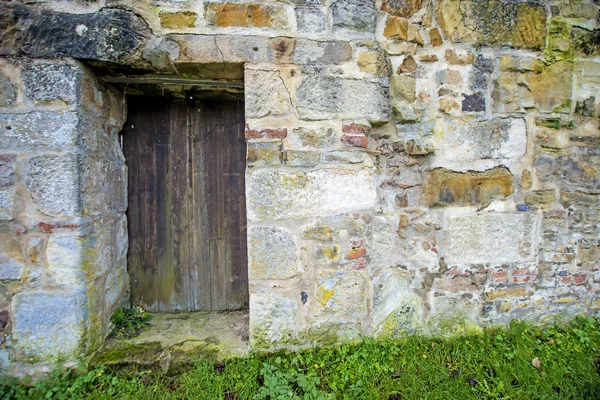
[2,316,600,399]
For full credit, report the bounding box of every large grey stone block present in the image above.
[372,269,423,337]
[249,227,300,279]
[245,69,292,118]
[296,76,391,123]
[295,7,326,34]
[247,168,377,221]
[81,157,127,216]
[429,117,526,165]
[0,111,79,150]
[292,40,352,65]
[250,290,298,347]
[445,212,540,265]
[12,289,86,362]
[46,236,84,286]
[332,0,377,33]
[26,155,80,217]
[22,63,80,105]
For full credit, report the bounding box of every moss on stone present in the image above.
[544,18,574,63]
[91,341,163,366]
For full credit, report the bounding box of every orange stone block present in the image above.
[205,3,287,28]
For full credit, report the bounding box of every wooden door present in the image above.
[123,97,248,312]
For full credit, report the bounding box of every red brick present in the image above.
[341,134,368,148]
[489,270,508,284]
[353,258,367,270]
[342,123,370,135]
[512,266,538,283]
[36,222,80,233]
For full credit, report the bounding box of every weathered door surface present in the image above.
[123,98,248,312]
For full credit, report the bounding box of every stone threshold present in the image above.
[90,310,249,374]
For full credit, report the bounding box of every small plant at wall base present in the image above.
[110,305,153,339]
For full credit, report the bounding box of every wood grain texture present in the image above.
[123,98,248,312]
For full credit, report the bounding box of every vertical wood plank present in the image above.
[191,100,212,310]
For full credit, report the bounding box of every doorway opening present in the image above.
[122,96,248,312]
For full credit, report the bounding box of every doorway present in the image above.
[122,97,248,312]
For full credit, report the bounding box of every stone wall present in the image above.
[1,0,599,373]
[0,58,129,377]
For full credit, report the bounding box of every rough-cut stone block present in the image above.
[284,150,320,167]
[247,168,376,221]
[316,270,365,318]
[495,61,574,114]
[445,213,539,265]
[0,73,16,107]
[397,55,417,74]
[390,75,416,103]
[381,0,422,18]
[429,27,443,47]
[357,51,391,75]
[302,225,332,242]
[0,234,25,281]
[332,0,377,33]
[22,63,79,105]
[247,141,282,167]
[0,111,79,150]
[429,296,480,335]
[293,127,336,147]
[315,244,340,264]
[524,61,573,114]
[525,190,556,206]
[445,49,474,65]
[12,289,86,362]
[205,3,288,29]
[422,167,515,206]
[104,265,129,312]
[245,70,292,118]
[431,117,526,163]
[26,155,80,217]
[322,151,365,164]
[81,158,127,216]
[438,0,547,50]
[383,17,423,45]
[372,269,422,337]
[292,40,352,65]
[295,7,326,34]
[173,35,272,64]
[46,236,84,285]
[296,77,390,123]
[249,227,300,279]
[250,290,298,347]
[159,12,197,28]
[572,28,600,57]
[0,5,151,62]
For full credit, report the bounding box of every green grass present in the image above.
[2,316,600,399]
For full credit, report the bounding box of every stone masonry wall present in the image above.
[0,58,129,377]
[1,0,599,372]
